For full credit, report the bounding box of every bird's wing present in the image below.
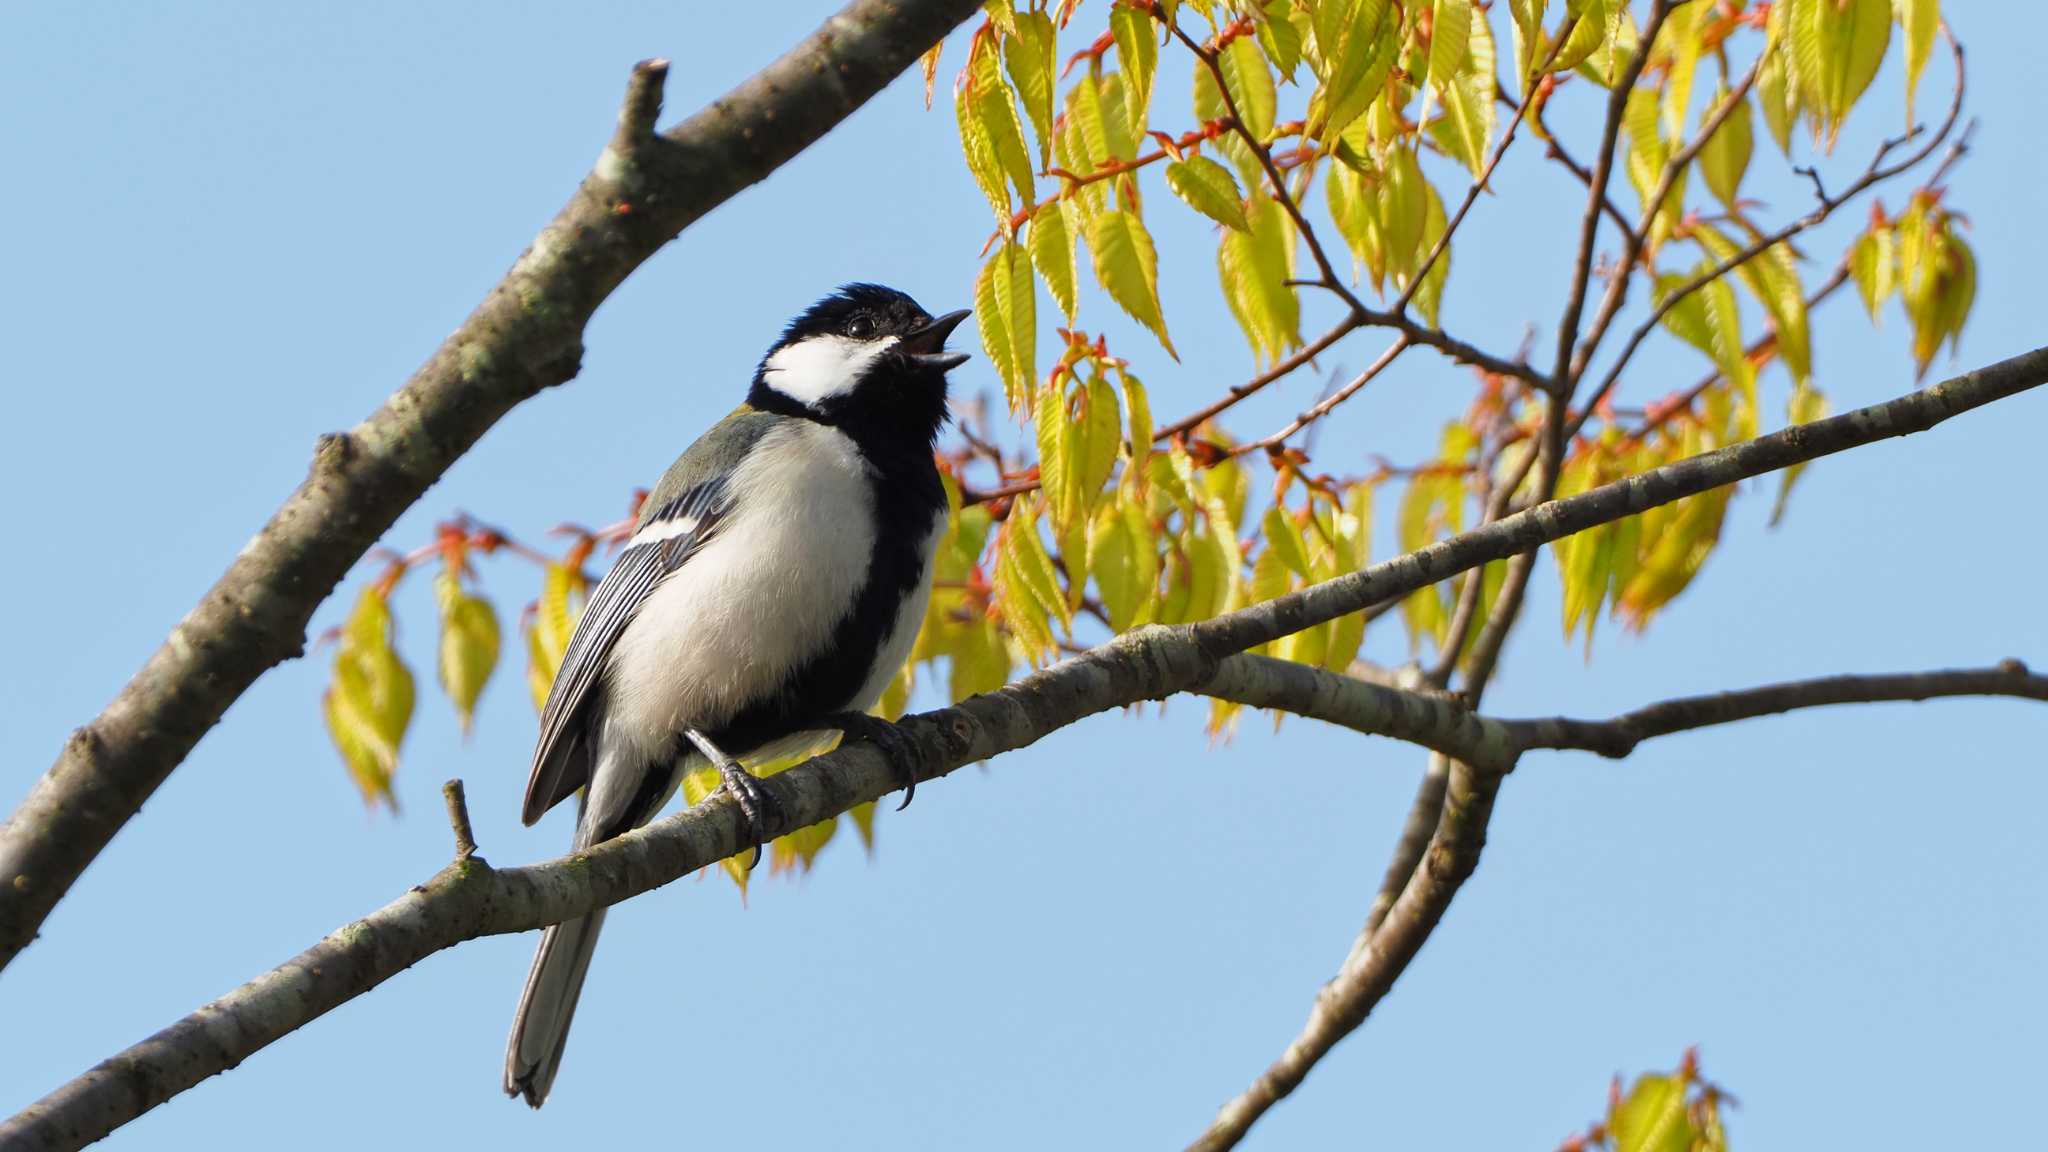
[519,479,730,825]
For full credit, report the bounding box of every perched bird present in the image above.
[504,284,969,1107]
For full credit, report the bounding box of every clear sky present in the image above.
[2,3,2042,1149]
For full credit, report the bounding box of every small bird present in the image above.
[504,284,969,1106]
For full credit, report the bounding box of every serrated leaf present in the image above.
[1428,2,1495,176]
[976,241,1035,409]
[1090,208,1176,356]
[1427,0,1473,93]
[1801,0,1891,148]
[1004,10,1058,166]
[1308,0,1396,140]
[1697,85,1753,210]
[1757,38,1797,155]
[1219,36,1278,139]
[1693,221,1809,384]
[1219,191,1301,366]
[957,66,1013,223]
[324,587,415,810]
[1111,5,1158,137]
[1166,155,1250,232]
[1257,0,1304,82]
[434,571,500,736]
[527,562,585,712]
[1078,371,1122,515]
[1090,502,1141,630]
[1029,200,1079,323]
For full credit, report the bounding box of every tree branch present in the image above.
[0,0,985,975]
[1506,662,2048,757]
[7,347,2045,1151]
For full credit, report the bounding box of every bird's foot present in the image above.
[715,760,784,871]
[824,711,924,811]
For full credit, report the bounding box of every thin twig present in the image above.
[441,780,479,862]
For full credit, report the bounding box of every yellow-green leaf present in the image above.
[1090,209,1176,357]
[1004,10,1058,166]
[1896,0,1939,123]
[1771,381,1830,526]
[976,241,1035,409]
[1165,155,1250,232]
[1799,0,1891,148]
[324,587,416,810]
[1428,2,1496,176]
[1427,0,1473,94]
[1030,200,1079,324]
[1218,36,1277,140]
[1111,5,1158,137]
[1219,191,1301,367]
[1609,1074,1692,1152]
[434,571,500,736]
[1757,38,1797,155]
[1697,86,1754,211]
[1850,224,1895,319]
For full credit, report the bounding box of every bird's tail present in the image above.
[504,907,608,1107]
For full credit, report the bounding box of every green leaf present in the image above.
[1693,221,1810,384]
[1004,10,1058,166]
[1609,1074,1692,1152]
[1757,38,1797,155]
[1256,0,1304,82]
[1427,0,1473,93]
[1896,0,1939,123]
[956,68,1012,223]
[1090,208,1176,357]
[1850,224,1895,320]
[1262,505,1312,577]
[1077,371,1123,520]
[1166,155,1251,232]
[1111,5,1158,138]
[1697,85,1754,210]
[1308,0,1397,140]
[324,587,416,811]
[976,241,1035,409]
[1380,144,1428,278]
[1428,2,1496,176]
[970,49,1034,203]
[1659,0,1706,141]
[1218,36,1278,139]
[434,571,500,736]
[1117,366,1153,481]
[1029,199,1079,324]
[1800,0,1891,147]
[1219,191,1301,366]
[1035,381,1072,527]
[1407,181,1451,327]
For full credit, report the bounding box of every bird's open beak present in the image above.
[899,308,972,371]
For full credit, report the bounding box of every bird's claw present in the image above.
[826,711,924,811]
[716,760,783,870]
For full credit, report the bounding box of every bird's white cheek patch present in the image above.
[763,335,897,406]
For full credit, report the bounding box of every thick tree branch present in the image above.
[0,0,985,974]
[7,348,2045,1151]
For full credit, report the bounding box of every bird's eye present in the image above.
[845,314,875,339]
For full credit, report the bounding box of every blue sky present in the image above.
[2,2,2042,1149]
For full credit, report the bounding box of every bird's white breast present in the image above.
[600,420,880,762]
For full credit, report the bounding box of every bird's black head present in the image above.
[748,284,969,448]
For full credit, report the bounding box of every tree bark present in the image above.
[0,0,985,975]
